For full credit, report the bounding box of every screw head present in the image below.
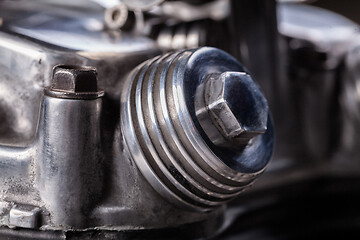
[51,65,98,93]
[105,3,129,30]
[197,71,269,149]
[46,65,104,100]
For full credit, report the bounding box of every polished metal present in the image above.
[0,5,274,235]
[195,71,268,149]
[45,65,105,100]
[0,9,159,145]
[121,47,274,211]
[2,0,359,239]
[36,95,104,228]
[9,205,41,229]
[0,64,105,228]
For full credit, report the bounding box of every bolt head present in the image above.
[204,71,268,148]
[105,3,129,30]
[51,65,98,93]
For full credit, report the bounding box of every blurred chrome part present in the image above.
[278,3,358,58]
[104,3,130,30]
[277,0,316,2]
[278,3,358,160]
[0,0,138,32]
[340,40,360,163]
[0,25,157,146]
[156,22,207,51]
[151,0,229,51]
[122,0,164,11]
[156,0,229,22]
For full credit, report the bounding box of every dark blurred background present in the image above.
[312,0,360,24]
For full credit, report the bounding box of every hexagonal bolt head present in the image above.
[51,65,98,93]
[195,71,269,149]
[46,65,104,100]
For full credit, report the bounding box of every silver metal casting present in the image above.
[0,9,230,234]
[121,47,274,211]
[0,0,359,239]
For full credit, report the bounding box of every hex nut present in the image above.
[51,65,98,93]
[45,65,104,100]
[9,205,41,229]
[197,71,269,149]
